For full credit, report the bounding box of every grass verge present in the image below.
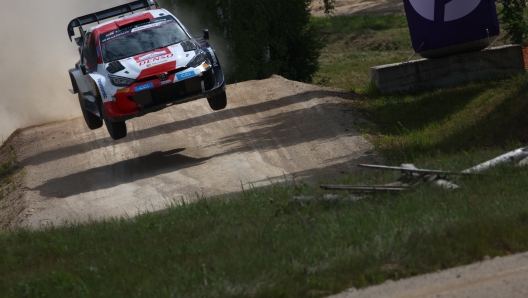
[0,139,25,229]
[0,143,21,202]
[311,14,413,90]
[2,164,528,297]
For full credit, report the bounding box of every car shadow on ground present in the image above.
[31,148,210,198]
[22,89,356,166]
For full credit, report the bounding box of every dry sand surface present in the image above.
[311,0,404,17]
[9,76,377,228]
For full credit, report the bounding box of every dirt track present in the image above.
[310,0,404,17]
[10,76,377,228]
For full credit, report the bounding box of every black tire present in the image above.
[207,91,227,111]
[101,103,127,140]
[78,94,103,130]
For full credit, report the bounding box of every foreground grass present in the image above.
[2,162,528,297]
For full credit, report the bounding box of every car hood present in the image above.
[109,42,197,80]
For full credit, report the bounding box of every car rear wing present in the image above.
[67,0,159,42]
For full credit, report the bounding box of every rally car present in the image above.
[67,0,226,140]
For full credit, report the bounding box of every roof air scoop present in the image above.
[114,16,151,28]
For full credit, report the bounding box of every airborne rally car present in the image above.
[67,0,226,140]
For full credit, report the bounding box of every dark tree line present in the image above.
[497,0,528,45]
[161,0,334,83]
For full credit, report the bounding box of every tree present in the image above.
[497,0,528,45]
[162,0,331,83]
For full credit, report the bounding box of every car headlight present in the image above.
[187,51,207,68]
[109,75,135,87]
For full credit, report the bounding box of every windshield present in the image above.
[99,16,188,62]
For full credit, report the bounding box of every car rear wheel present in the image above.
[101,103,127,140]
[78,94,103,130]
[207,91,227,111]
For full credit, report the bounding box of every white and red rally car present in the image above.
[67,0,226,140]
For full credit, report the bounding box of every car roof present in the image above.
[87,8,171,35]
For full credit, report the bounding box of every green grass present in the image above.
[311,14,528,163]
[358,75,528,162]
[2,166,528,297]
[311,15,414,89]
[1,14,528,297]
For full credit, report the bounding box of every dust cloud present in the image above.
[0,0,124,142]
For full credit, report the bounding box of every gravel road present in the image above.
[329,252,528,298]
[11,76,376,228]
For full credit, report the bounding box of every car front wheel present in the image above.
[207,91,227,111]
[101,103,127,140]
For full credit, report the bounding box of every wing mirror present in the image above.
[80,64,88,75]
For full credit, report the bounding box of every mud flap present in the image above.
[203,44,225,90]
[79,93,101,118]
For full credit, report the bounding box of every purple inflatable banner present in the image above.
[403,0,500,58]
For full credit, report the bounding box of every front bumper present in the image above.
[107,66,225,122]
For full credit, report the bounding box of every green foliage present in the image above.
[497,0,528,44]
[164,0,324,83]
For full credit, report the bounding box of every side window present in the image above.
[83,33,98,67]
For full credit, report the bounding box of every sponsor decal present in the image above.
[138,53,174,66]
[160,80,172,85]
[97,78,107,99]
[207,47,218,67]
[116,88,130,94]
[176,71,196,81]
[139,51,167,61]
[134,82,155,92]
